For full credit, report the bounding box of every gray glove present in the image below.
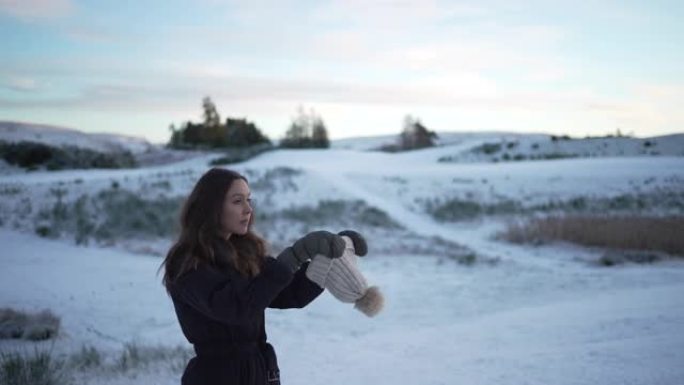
[305,229,367,289]
[337,230,368,256]
[277,230,346,273]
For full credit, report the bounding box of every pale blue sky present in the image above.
[1,0,682,144]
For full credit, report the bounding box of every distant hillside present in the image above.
[0,121,212,170]
[0,121,154,154]
[332,131,684,162]
[436,133,684,163]
[330,131,485,151]
[3,122,681,169]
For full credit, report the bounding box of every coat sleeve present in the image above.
[269,262,324,309]
[171,258,294,325]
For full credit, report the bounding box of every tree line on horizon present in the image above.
[167,97,438,151]
[168,97,330,150]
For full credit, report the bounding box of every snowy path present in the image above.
[312,169,459,239]
[309,168,563,270]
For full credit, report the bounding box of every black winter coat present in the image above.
[168,244,324,385]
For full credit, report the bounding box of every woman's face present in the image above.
[221,179,253,238]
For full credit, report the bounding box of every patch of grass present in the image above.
[358,206,400,228]
[93,189,182,240]
[275,199,403,229]
[383,234,498,265]
[117,342,193,373]
[530,191,684,214]
[598,250,664,266]
[69,346,102,370]
[447,251,479,266]
[427,199,482,221]
[426,198,521,222]
[118,342,142,371]
[483,200,522,215]
[0,185,23,195]
[532,153,578,160]
[150,180,172,190]
[33,188,184,244]
[0,308,60,341]
[426,190,684,222]
[498,215,684,258]
[473,142,502,155]
[34,225,54,238]
[1,343,193,384]
[249,167,301,192]
[0,349,66,385]
[166,346,194,372]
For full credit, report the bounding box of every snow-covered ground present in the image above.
[1,133,683,385]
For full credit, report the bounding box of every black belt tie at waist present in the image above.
[193,341,259,358]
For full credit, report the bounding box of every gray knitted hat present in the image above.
[306,236,384,317]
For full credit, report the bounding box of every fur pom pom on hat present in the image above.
[354,285,384,317]
[306,236,385,317]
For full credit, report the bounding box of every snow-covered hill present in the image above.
[0,121,154,154]
[0,121,217,170]
[4,121,681,169]
[437,133,684,163]
[1,129,683,385]
[337,130,684,162]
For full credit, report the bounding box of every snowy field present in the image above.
[1,133,684,385]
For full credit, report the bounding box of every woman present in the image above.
[161,168,354,384]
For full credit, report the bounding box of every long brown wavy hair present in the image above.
[161,168,267,290]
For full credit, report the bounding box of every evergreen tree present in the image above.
[183,121,203,145]
[202,97,223,145]
[202,97,221,128]
[311,117,330,148]
[168,123,183,148]
[225,118,271,147]
[167,97,271,149]
[281,106,330,149]
[399,115,437,150]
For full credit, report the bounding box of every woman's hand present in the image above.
[337,230,367,256]
[305,229,367,287]
[277,230,346,272]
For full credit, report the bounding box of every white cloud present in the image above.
[2,76,41,92]
[0,0,73,20]
[63,24,121,44]
[301,2,570,85]
[311,0,487,27]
